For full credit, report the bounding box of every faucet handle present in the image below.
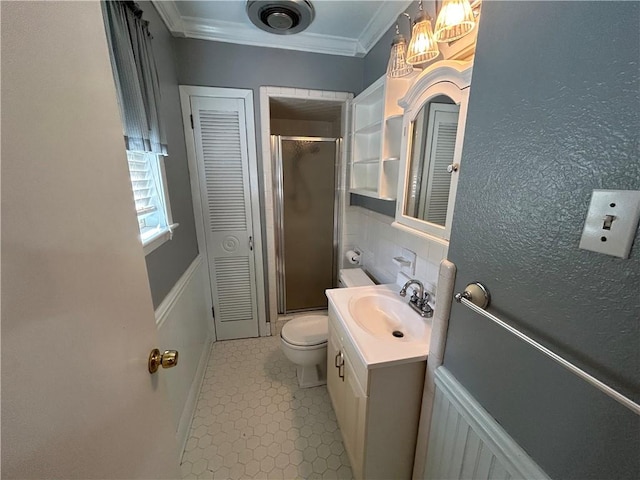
[421,302,434,317]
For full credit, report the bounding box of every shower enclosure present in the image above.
[271,136,340,314]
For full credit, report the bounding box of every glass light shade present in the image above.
[406,15,439,65]
[387,34,413,78]
[434,0,476,43]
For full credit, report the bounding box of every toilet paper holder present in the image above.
[345,249,361,265]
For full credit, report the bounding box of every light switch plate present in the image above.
[579,190,640,258]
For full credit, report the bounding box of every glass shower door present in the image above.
[274,136,338,313]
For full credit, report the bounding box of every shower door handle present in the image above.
[249,236,253,251]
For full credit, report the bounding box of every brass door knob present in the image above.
[148,348,179,374]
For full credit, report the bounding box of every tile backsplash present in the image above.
[341,205,448,297]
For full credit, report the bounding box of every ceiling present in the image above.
[151,0,412,57]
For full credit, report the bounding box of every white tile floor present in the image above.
[181,335,353,480]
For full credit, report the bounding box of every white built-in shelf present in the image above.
[349,74,412,200]
[355,120,382,135]
[354,157,380,165]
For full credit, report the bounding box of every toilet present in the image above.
[280,268,374,388]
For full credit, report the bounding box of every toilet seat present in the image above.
[280,314,328,347]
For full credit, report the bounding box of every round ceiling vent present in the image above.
[246,1,315,35]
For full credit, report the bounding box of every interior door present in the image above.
[2,2,179,477]
[189,95,260,340]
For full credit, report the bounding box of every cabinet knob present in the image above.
[447,163,459,173]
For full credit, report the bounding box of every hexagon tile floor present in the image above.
[181,335,354,480]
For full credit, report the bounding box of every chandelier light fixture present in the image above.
[388,0,479,78]
[406,1,439,66]
[434,0,476,42]
[386,13,413,78]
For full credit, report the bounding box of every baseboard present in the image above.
[177,337,213,458]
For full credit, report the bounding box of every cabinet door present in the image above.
[327,327,344,424]
[342,351,368,478]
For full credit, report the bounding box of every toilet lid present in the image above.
[281,315,328,347]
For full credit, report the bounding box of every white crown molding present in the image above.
[151,0,184,35]
[357,0,413,55]
[151,0,411,58]
[180,16,362,57]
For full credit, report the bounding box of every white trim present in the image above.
[142,228,171,255]
[357,1,413,55]
[179,86,269,338]
[151,0,410,58]
[177,339,213,459]
[428,367,550,480]
[181,17,361,57]
[398,60,473,110]
[151,0,184,35]
[390,221,449,247]
[259,87,352,331]
[155,254,204,329]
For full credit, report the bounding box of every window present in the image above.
[126,150,174,254]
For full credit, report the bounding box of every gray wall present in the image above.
[174,38,365,298]
[445,2,639,479]
[141,2,199,308]
[362,2,424,89]
[174,38,364,105]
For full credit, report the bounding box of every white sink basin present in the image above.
[348,294,428,342]
[326,284,432,368]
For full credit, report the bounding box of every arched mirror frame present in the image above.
[393,60,473,242]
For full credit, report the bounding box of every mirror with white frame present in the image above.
[393,60,473,242]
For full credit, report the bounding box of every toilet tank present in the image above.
[338,268,375,288]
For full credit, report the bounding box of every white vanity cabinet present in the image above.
[349,74,413,200]
[327,306,426,480]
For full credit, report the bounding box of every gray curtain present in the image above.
[102,1,167,155]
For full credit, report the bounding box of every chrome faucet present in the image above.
[399,279,433,318]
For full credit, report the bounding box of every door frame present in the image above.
[180,86,269,338]
[259,87,353,332]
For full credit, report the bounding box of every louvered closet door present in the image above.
[191,96,259,340]
[418,104,460,226]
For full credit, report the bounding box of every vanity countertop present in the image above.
[326,284,432,369]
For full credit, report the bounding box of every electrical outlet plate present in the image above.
[579,190,640,258]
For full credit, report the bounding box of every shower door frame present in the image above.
[272,135,341,314]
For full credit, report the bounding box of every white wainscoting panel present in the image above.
[423,367,549,480]
[156,255,213,453]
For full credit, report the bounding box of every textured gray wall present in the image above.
[445,2,639,479]
[141,2,199,308]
